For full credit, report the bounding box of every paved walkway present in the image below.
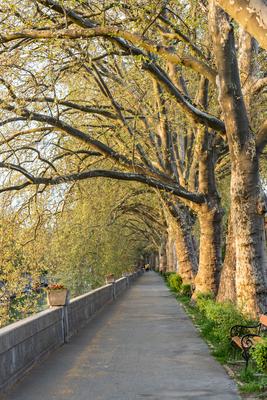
[4,272,240,400]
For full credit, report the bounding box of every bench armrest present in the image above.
[230,323,260,338]
[241,333,261,350]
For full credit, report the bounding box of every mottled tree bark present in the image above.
[194,206,222,295]
[217,211,237,303]
[174,219,198,282]
[165,200,198,283]
[216,0,267,50]
[159,235,167,273]
[192,80,223,296]
[166,227,177,272]
[231,156,267,314]
[217,30,257,304]
[209,1,267,316]
[154,252,159,271]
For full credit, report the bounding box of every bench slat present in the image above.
[232,335,262,349]
[260,314,267,327]
[251,336,262,344]
[232,336,242,348]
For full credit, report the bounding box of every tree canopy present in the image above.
[0,0,266,322]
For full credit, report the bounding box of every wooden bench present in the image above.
[230,314,267,368]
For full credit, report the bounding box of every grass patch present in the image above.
[240,382,263,393]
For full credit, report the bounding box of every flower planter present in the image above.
[105,274,115,284]
[47,288,69,306]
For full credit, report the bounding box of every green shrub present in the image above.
[195,293,214,311]
[251,338,267,372]
[167,273,182,293]
[196,297,249,346]
[180,284,192,297]
[163,271,173,281]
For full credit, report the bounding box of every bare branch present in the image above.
[251,77,267,94]
[23,97,119,119]
[0,168,206,204]
[1,27,216,83]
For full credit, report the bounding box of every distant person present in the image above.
[144,264,150,272]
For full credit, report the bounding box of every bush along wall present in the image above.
[163,272,267,396]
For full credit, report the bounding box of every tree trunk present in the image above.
[154,252,159,271]
[216,0,267,50]
[231,155,267,314]
[166,238,175,272]
[174,219,198,283]
[192,121,223,296]
[217,211,236,303]
[172,239,178,272]
[166,224,175,272]
[159,235,167,273]
[165,201,198,283]
[209,1,267,316]
[194,206,222,295]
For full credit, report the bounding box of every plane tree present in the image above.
[0,0,266,315]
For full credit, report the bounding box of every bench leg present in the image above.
[231,343,237,360]
[231,341,240,361]
[242,349,250,370]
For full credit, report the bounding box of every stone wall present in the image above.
[0,271,142,393]
[66,284,113,339]
[0,307,64,392]
[114,277,128,298]
[127,271,139,285]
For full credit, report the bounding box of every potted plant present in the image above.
[46,284,69,306]
[105,274,115,284]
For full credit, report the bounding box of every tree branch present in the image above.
[216,0,267,50]
[144,63,226,133]
[251,76,267,94]
[2,103,179,184]
[1,27,216,83]
[0,168,206,204]
[23,97,119,119]
[32,0,225,131]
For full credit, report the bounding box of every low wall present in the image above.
[0,307,64,392]
[0,271,142,393]
[114,277,127,298]
[128,271,138,285]
[66,284,113,339]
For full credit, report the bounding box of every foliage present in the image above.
[167,273,183,293]
[196,296,250,347]
[0,213,45,327]
[45,180,156,295]
[180,284,192,297]
[0,178,157,327]
[47,284,66,290]
[251,338,267,372]
[165,273,192,298]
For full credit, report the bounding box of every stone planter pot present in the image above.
[105,274,115,284]
[47,289,69,306]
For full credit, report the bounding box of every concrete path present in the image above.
[3,272,240,400]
